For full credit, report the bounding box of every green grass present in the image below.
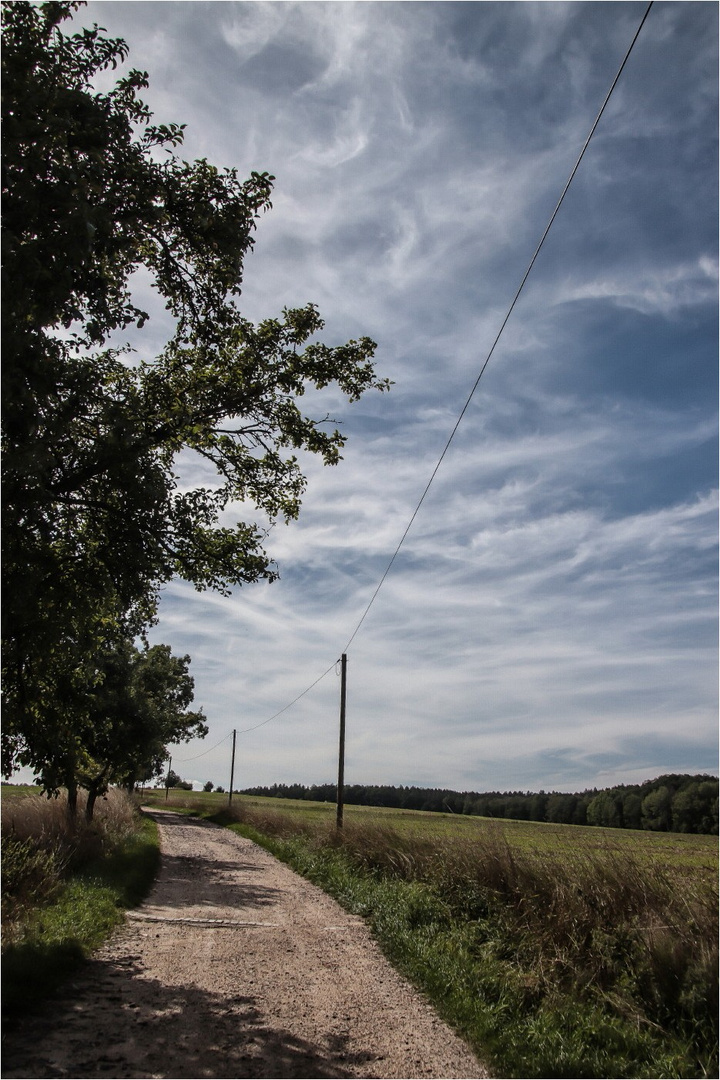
[2,807,160,1015]
[162,793,717,1080]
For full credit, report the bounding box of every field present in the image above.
[150,788,718,1079]
[144,787,718,868]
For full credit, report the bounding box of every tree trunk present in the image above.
[85,768,112,822]
[66,781,78,824]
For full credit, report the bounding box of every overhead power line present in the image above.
[173,729,233,764]
[233,660,340,736]
[219,0,655,738]
[172,662,339,762]
[342,0,654,653]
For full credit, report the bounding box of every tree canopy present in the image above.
[79,640,208,818]
[2,1,389,788]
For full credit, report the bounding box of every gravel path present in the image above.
[2,809,487,1079]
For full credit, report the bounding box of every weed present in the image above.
[1,838,65,923]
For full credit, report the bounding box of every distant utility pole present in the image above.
[228,728,236,807]
[336,654,347,830]
[165,755,172,802]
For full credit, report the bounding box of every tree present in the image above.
[642,786,672,832]
[203,781,214,793]
[165,769,182,789]
[6,637,206,820]
[2,2,389,780]
[545,793,578,825]
[671,780,719,835]
[77,640,208,819]
[528,791,548,822]
[586,791,623,829]
[622,793,643,831]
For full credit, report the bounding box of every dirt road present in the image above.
[2,809,487,1079]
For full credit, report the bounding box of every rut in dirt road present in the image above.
[1,809,487,1080]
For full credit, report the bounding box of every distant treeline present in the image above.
[241,773,719,834]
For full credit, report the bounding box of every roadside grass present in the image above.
[158,792,718,1080]
[1,789,160,1014]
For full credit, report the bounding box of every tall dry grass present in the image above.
[1,788,137,924]
[220,801,718,1051]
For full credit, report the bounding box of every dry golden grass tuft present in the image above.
[1,788,138,927]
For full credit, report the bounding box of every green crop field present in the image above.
[1,783,42,800]
[146,787,718,871]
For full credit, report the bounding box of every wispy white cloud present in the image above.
[74,1,717,793]
[555,258,719,315]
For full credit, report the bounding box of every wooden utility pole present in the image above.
[336,654,347,830]
[165,756,172,802]
[228,728,236,807]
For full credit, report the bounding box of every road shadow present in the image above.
[1,951,360,1079]
[144,850,285,912]
[141,811,288,913]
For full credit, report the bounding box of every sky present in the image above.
[68,1,717,795]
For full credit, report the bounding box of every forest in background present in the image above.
[241,773,718,834]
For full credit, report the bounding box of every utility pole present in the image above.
[165,756,172,802]
[336,654,347,830]
[228,728,236,807]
